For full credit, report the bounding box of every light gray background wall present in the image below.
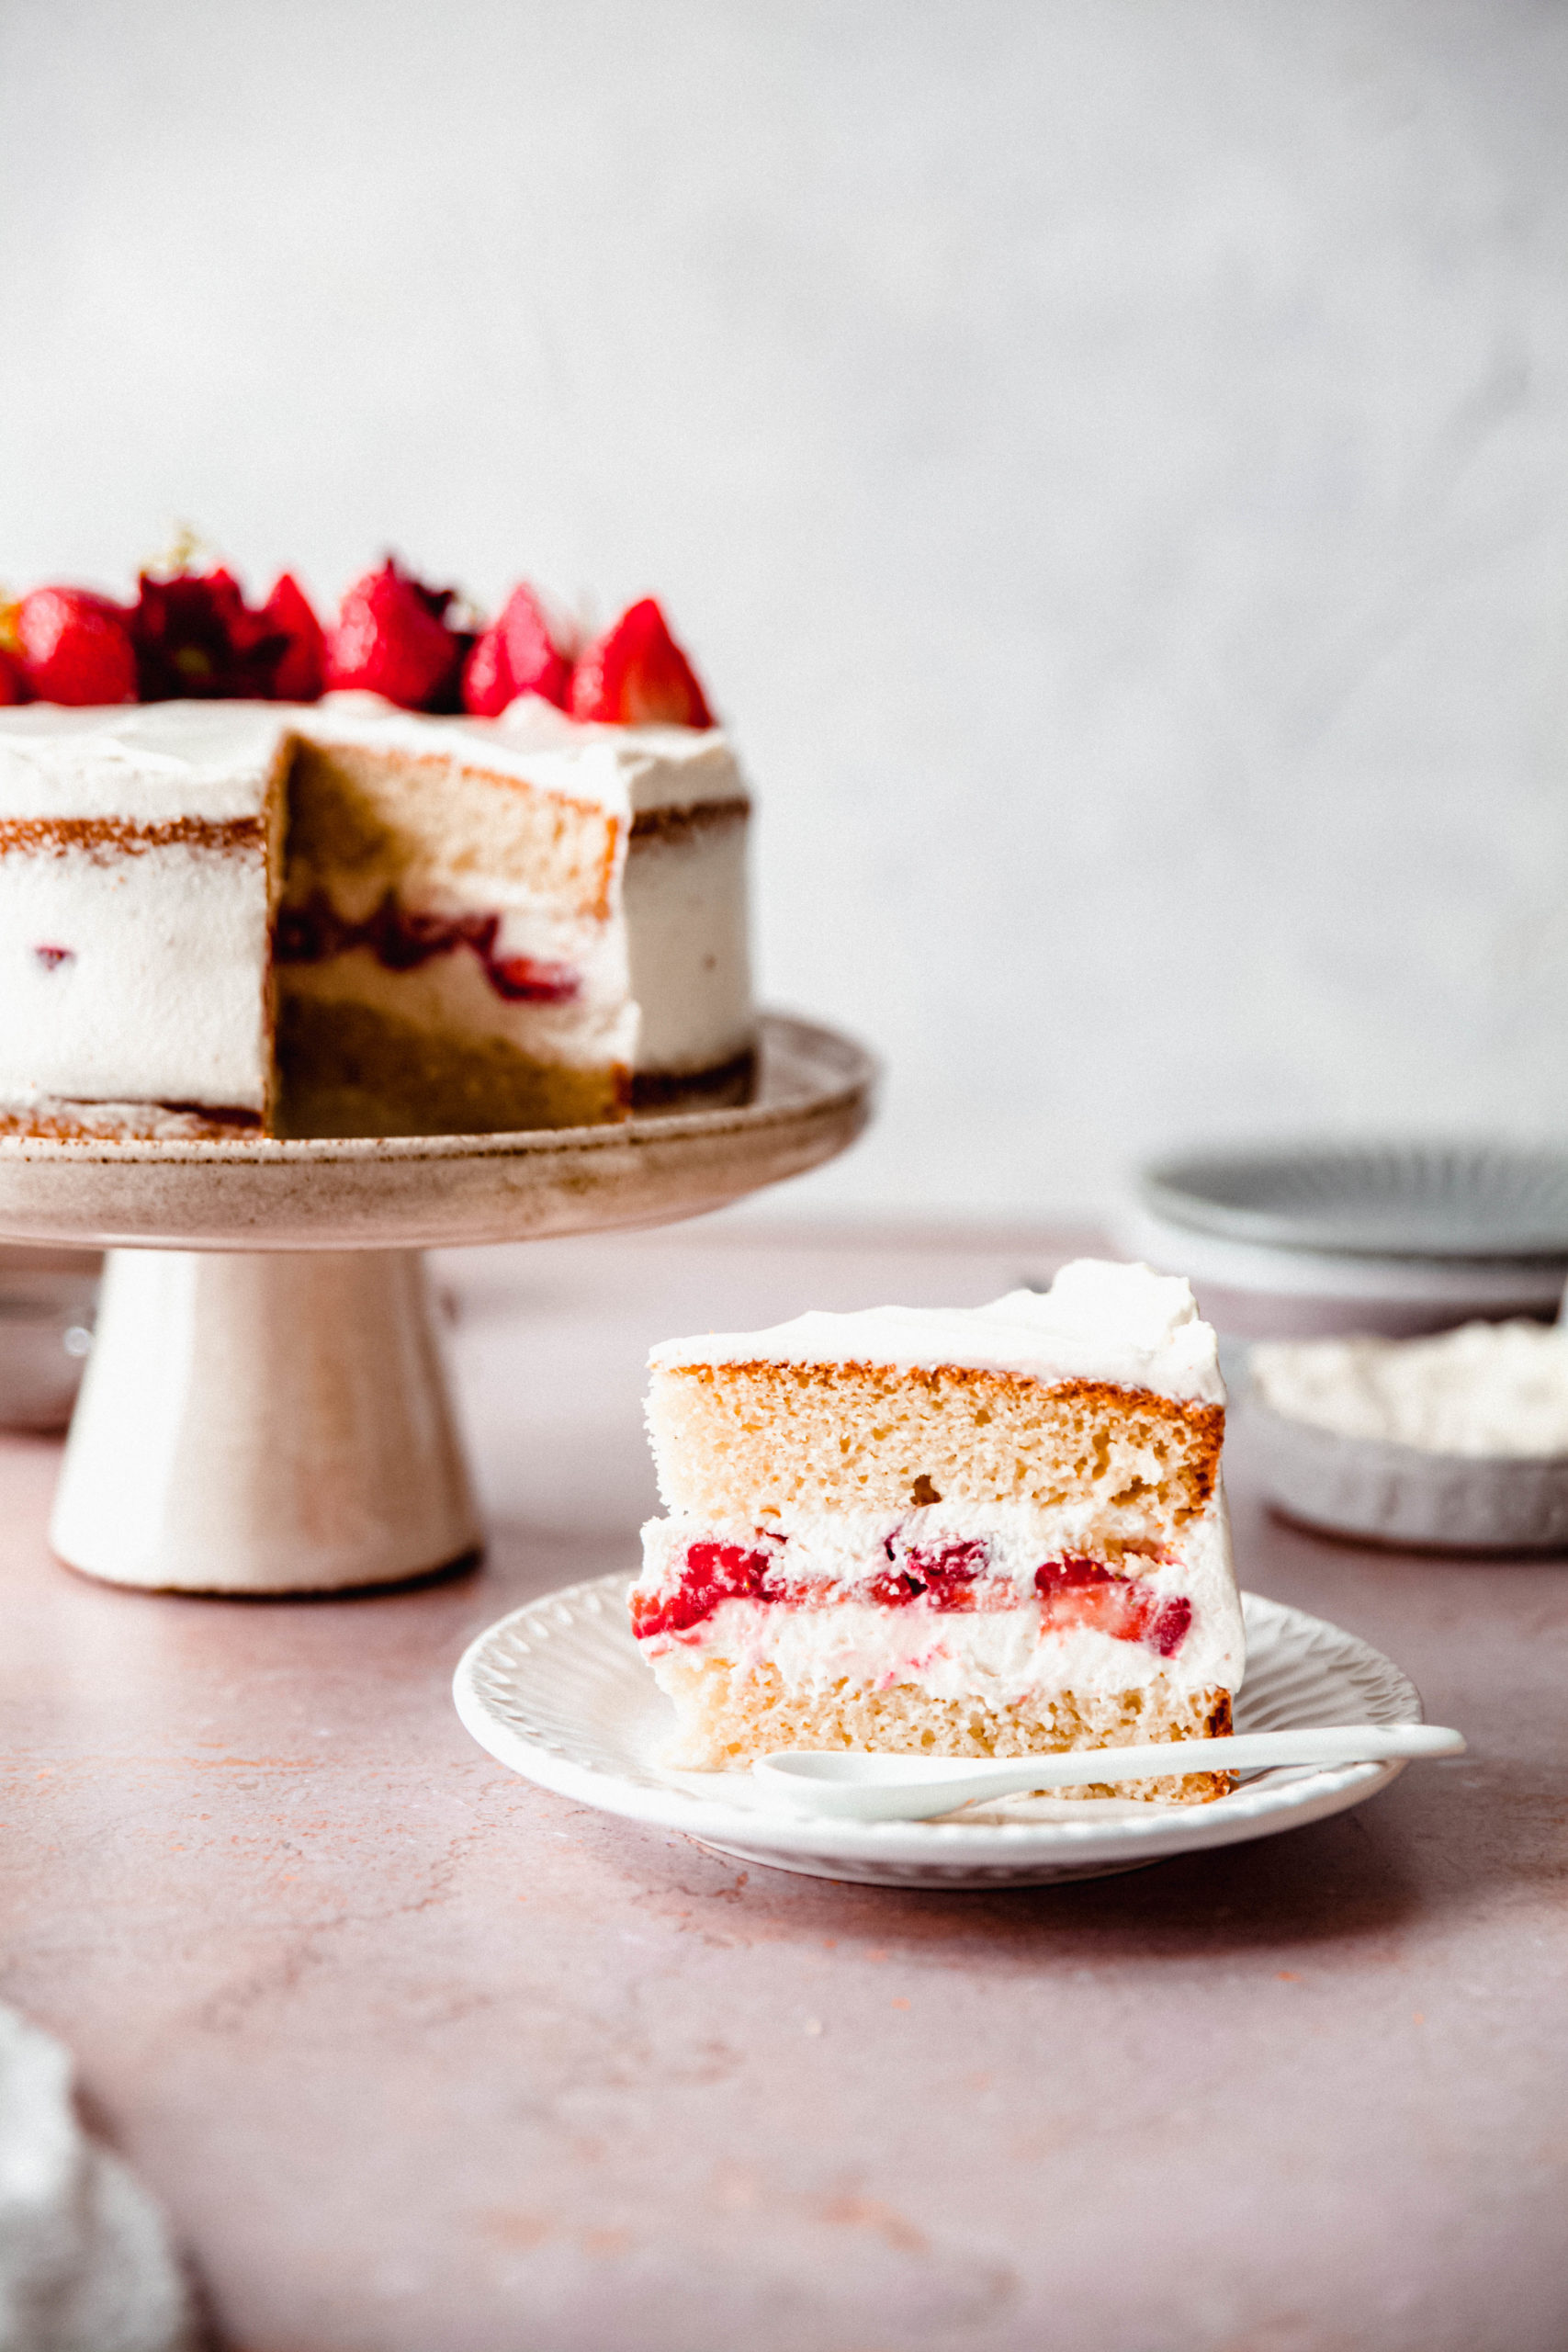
[4,0,1567,1216]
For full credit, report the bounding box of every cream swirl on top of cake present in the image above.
[649,1261,1225,1405]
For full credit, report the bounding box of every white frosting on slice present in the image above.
[650,1259,1224,1405]
[0,702,289,820]
[0,695,748,822]
[299,693,747,820]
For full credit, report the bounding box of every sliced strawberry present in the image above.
[327,558,467,712]
[498,584,571,708]
[131,568,295,700]
[0,646,31,705]
[461,584,571,718]
[459,624,512,718]
[17,587,138,706]
[261,572,326,701]
[570,597,713,728]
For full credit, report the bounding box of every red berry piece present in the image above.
[461,584,572,718]
[570,597,713,728]
[498,584,572,708]
[0,646,31,705]
[131,568,295,700]
[896,1538,990,1611]
[16,588,138,706]
[261,572,326,701]
[327,558,467,713]
[630,1534,786,1638]
[1148,1595,1192,1657]
[460,625,512,719]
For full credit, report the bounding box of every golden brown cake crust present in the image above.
[0,816,266,859]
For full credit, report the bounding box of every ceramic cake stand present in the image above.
[0,1014,873,1595]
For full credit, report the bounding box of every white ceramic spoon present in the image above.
[751,1723,1466,1822]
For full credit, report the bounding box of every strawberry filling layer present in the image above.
[630,1536,1192,1658]
[275,888,580,1004]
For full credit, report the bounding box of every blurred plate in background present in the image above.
[1139,1139,1568,1258]
[1114,1198,1564,1340]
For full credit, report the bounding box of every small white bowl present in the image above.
[1242,1387,1568,1555]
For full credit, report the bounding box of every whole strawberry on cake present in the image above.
[0,556,753,1137]
[630,1261,1246,1804]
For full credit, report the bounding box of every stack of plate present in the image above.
[1115,1139,1568,1340]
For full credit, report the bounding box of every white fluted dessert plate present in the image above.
[452,1577,1425,1888]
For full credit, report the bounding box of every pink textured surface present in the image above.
[2,1226,1565,2352]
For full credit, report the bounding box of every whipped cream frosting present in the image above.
[651,1261,1224,1406]
[0,702,289,820]
[0,694,749,823]
[304,693,748,820]
[1250,1319,1568,1456]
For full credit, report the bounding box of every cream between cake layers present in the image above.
[630,1260,1246,1804]
[0,693,752,1136]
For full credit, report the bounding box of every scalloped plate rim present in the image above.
[452,1577,1424,1882]
[1140,1137,1568,1259]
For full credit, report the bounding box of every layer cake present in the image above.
[630,1261,1245,1804]
[0,693,752,1137]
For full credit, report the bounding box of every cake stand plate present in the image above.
[0,1014,873,1594]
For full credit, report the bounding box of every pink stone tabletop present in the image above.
[2,1226,1565,2352]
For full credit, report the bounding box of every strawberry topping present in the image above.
[326,559,469,712]
[0,564,717,721]
[570,598,713,729]
[459,627,512,720]
[461,584,572,718]
[260,572,326,701]
[15,588,138,706]
[130,569,298,700]
[0,646,31,706]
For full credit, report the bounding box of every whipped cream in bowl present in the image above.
[1244,1317,1568,1554]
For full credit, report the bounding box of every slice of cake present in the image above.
[0,693,753,1138]
[630,1261,1245,1804]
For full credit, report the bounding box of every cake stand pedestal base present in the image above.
[50,1248,480,1594]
